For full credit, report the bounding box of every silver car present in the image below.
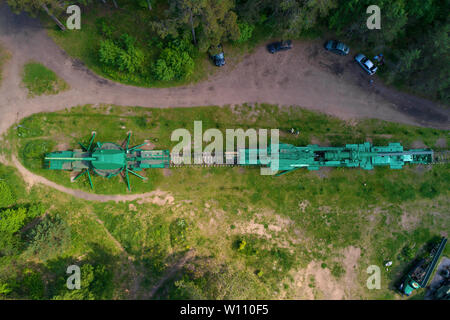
[355,53,378,75]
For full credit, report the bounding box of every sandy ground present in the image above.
[0,3,449,201]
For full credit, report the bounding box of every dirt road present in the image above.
[0,3,449,200]
[0,3,448,140]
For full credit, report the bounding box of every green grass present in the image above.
[21,61,69,97]
[10,103,448,194]
[2,104,449,300]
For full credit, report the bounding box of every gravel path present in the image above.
[0,3,449,202]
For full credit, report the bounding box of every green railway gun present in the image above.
[44,132,442,191]
[44,131,169,191]
[399,237,447,296]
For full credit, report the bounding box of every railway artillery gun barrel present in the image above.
[44,132,440,190]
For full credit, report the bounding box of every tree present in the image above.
[153,38,195,81]
[152,0,240,52]
[99,34,145,75]
[52,263,113,300]
[7,0,67,30]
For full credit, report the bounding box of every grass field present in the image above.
[1,103,448,299]
[21,61,69,97]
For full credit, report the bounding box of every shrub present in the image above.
[99,34,145,75]
[170,218,188,247]
[0,181,15,208]
[26,214,71,260]
[419,181,439,199]
[52,263,113,300]
[236,22,255,43]
[0,207,28,235]
[95,17,115,39]
[153,39,195,81]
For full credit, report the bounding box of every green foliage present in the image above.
[235,21,255,43]
[0,207,28,235]
[167,258,268,299]
[0,204,43,256]
[0,283,12,297]
[26,214,71,261]
[95,17,115,39]
[152,0,240,52]
[22,62,68,97]
[21,269,44,300]
[419,181,439,199]
[331,263,345,279]
[0,181,15,208]
[53,263,113,300]
[99,34,145,74]
[170,218,189,247]
[22,139,54,169]
[398,245,416,262]
[153,39,195,81]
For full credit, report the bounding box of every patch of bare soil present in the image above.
[435,138,447,148]
[313,167,332,179]
[292,246,361,300]
[400,211,419,231]
[411,140,428,148]
[136,190,174,206]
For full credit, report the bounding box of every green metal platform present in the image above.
[44,132,435,191]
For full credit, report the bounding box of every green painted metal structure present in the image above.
[44,132,434,191]
[399,237,447,296]
[45,132,170,190]
[238,142,433,175]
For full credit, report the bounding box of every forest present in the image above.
[5,0,449,103]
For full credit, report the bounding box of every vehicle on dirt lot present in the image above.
[324,40,349,56]
[355,53,378,75]
[267,40,292,54]
[210,44,225,67]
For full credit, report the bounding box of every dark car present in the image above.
[210,45,225,67]
[267,40,292,54]
[324,40,350,56]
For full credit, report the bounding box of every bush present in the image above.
[52,263,113,300]
[419,181,439,199]
[26,214,71,260]
[0,181,15,208]
[96,17,115,39]
[236,22,255,43]
[99,34,145,75]
[153,39,195,81]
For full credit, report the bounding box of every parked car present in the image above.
[210,45,225,67]
[354,53,378,75]
[267,40,292,54]
[324,40,349,56]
